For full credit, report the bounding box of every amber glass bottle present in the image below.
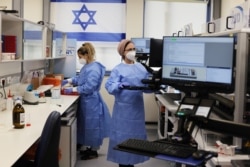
[12,99,25,129]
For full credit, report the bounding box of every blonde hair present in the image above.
[77,42,96,61]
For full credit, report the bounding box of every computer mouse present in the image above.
[192,150,207,160]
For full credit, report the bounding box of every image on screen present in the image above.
[195,106,211,117]
[131,37,151,54]
[195,99,214,118]
[161,36,235,94]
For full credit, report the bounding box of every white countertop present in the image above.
[0,95,79,167]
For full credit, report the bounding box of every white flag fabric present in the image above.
[50,0,126,42]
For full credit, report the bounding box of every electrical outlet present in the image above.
[0,78,6,87]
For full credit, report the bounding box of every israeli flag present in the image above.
[50,0,126,42]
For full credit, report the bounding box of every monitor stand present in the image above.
[172,110,194,143]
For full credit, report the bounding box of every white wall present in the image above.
[23,0,43,22]
[126,0,144,38]
[144,1,168,38]
[0,0,12,10]
[0,0,43,22]
[144,1,207,37]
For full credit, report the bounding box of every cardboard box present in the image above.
[45,74,64,81]
[42,74,64,86]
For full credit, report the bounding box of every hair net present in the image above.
[117,39,131,56]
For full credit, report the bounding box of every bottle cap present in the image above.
[13,96,23,104]
[14,99,22,105]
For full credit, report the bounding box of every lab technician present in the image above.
[62,42,111,160]
[105,39,152,167]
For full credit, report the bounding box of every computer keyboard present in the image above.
[118,138,197,158]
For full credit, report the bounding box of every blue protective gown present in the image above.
[105,62,151,165]
[71,61,111,147]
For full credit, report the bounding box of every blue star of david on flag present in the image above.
[51,0,126,42]
[72,4,97,30]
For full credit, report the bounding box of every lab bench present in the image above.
[0,95,79,167]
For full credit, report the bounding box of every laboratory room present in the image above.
[0,0,250,167]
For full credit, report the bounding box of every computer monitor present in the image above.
[131,37,151,55]
[148,38,163,68]
[161,36,235,96]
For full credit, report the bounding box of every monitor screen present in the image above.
[161,36,235,95]
[148,38,163,68]
[195,99,214,118]
[131,37,151,54]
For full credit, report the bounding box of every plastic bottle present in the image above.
[12,98,25,129]
[6,90,13,111]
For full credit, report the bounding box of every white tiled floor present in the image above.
[75,124,175,167]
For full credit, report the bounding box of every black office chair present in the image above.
[12,111,61,167]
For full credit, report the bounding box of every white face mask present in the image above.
[79,58,87,65]
[126,51,136,61]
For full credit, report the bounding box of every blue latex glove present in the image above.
[118,82,130,89]
[63,88,73,94]
[61,79,68,86]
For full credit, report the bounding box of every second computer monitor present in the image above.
[149,38,163,68]
[131,37,151,55]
